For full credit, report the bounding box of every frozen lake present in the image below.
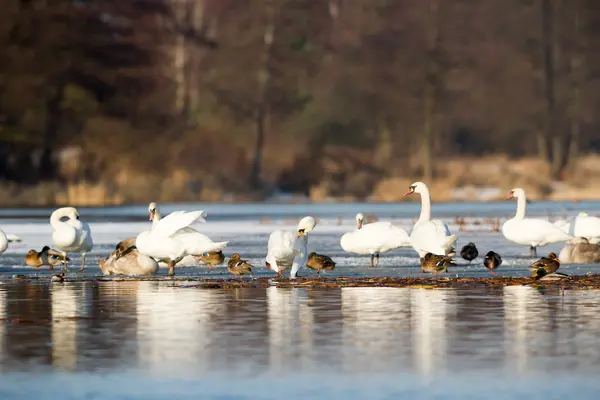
[1,200,600,399]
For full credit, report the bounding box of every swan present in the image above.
[558,237,600,264]
[148,202,228,266]
[503,188,572,257]
[553,212,600,244]
[50,207,93,271]
[0,229,7,255]
[266,216,316,279]
[340,212,411,267]
[99,239,159,276]
[404,182,457,258]
[136,210,207,276]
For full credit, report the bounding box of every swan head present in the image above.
[506,188,525,200]
[148,202,158,221]
[297,216,316,237]
[404,182,428,196]
[54,207,80,221]
[355,213,364,229]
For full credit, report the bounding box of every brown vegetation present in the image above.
[1,0,599,206]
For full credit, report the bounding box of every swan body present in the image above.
[405,182,457,258]
[50,207,93,270]
[99,240,159,276]
[148,202,228,264]
[136,210,207,276]
[0,229,7,255]
[340,213,411,267]
[266,216,316,279]
[502,188,572,257]
[558,237,600,264]
[553,212,600,244]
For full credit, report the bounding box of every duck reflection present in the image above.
[410,288,456,378]
[50,282,91,370]
[136,281,225,377]
[267,287,314,372]
[341,287,411,373]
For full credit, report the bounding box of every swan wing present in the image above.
[341,222,410,254]
[411,220,456,256]
[154,211,206,237]
[176,232,228,254]
[504,218,572,245]
[267,230,298,266]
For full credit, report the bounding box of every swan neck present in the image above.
[515,195,526,219]
[418,188,432,222]
[50,210,68,227]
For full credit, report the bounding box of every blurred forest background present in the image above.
[1,0,599,206]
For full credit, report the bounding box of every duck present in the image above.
[553,212,600,244]
[0,229,7,255]
[460,242,478,263]
[306,252,336,274]
[50,207,93,271]
[198,251,225,269]
[25,246,69,269]
[227,253,254,278]
[266,216,316,279]
[51,272,65,283]
[98,240,159,276]
[503,188,572,257]
[340,212,411,267]
[558,237,600,264]
[136,210,207,276]
[404,182,457,258]
[148,202,228,266]
[483,251,502,276]
[528,252,560,274]
[421,253,456,276]
[531,269,569,281]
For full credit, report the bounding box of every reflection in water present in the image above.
[341,287,411,373]
[0,288,5,365]
[267,287,314,373]
[50,283,90,370]
[411,289,456,378]
[136,281,225,376]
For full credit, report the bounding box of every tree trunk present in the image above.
[249,1,277,189]
[172,0,188,117]
[422,0,442,183]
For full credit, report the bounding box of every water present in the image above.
[1,202,600,398]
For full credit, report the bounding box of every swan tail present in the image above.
[443,234,457,252]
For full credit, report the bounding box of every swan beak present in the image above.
[357,220,363,229]
[506,193,513,199]
[404,188,414,196]
[149,210,155,221]
[297,231,304,238]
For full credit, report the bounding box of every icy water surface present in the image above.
[1,202,600,398]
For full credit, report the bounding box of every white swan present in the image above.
[553,212,600,244]
[136,210,207,276]
[503,188,572,257]
[98,239,159,276]
[50,207,93,271]
[266,216,316,279]
[340,213,411,267]
[404,182,457,258]
[0,229,7,255]
[148,202,228,266]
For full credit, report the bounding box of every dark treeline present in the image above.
[0,0,599,203]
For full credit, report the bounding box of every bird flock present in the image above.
[1,181,600,281]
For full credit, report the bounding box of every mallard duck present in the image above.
[51,272,65,283]
[421,253,456,276]
[528,252,560,274]
[25,246,69,270]
[531,268,569,281]
[198,251,225,269]
[460,242,478,263]
[306,252,336,274]
[228,253,253,278]
[483,251,502,275]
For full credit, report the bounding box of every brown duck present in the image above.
[306,252,336,274]
[228,253,254,278]
[483,251,502,276]
[421,253,456,276]
[528,252,560,274]
[25,246,69,270]
[198,251,225,269]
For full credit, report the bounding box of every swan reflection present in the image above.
[136,281,225,377]
[267,287,314,372]
[0,289,5,364]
